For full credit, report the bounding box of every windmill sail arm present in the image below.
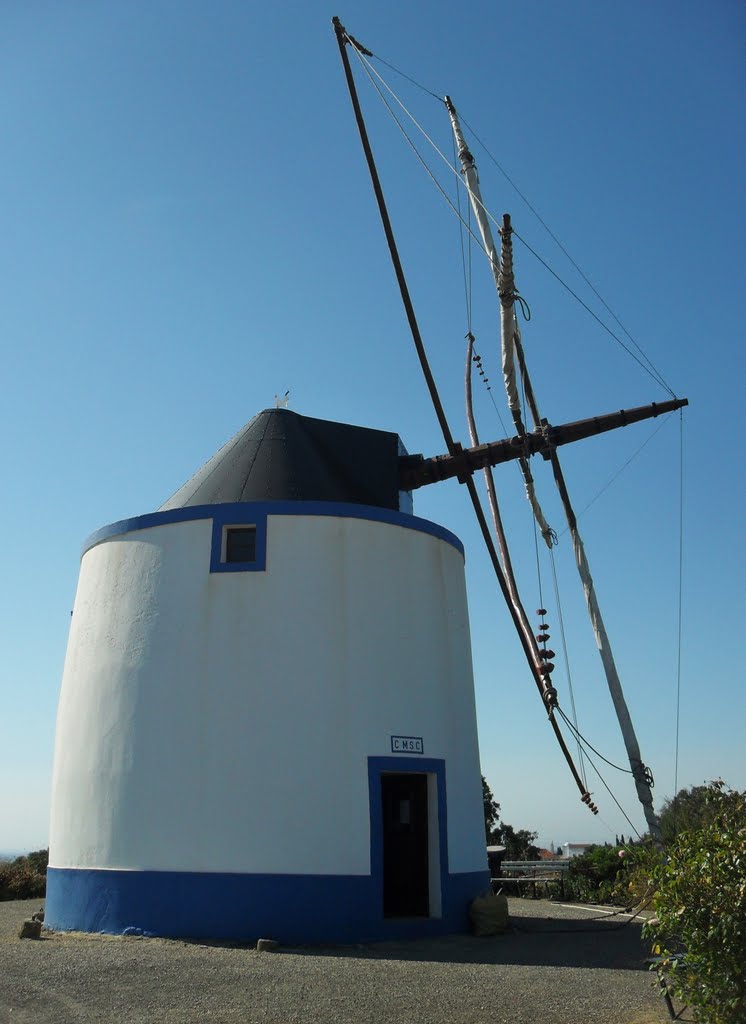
[399,397,687,490]
[334,23,679,829]
[445,96,521,416]
[566,511,661,837]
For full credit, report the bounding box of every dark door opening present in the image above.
[381,773,429,917]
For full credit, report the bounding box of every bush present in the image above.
[565,844,627,903]
[20,849,49,877]
[611,841,660,907]
[644,781,746,1024]
[658,783,726,845]
[0,849,48,902]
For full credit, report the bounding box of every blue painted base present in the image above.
[45,867,489,945]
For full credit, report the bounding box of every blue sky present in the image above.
[1,0,744,853]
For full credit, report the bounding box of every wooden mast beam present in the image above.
[399,397,688,491]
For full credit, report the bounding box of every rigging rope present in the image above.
[340,29,548,691]
[352,35,686,842]
[557,707,634,776]
[354,30,570,553]
[457,112,674,397]
[452,133,473,333]
[674,410,684,799]
[498,214,661,839]
[581,746,643,840]
[452,167,557,550]
[337,23,686,830]
[512,230,676,397]
[360,41,674,400]
[352,46,676,397]
[531,488,545,609]
[455,145,547,703]
[465,332,539,662]
[351,47,501,277]
[368,52,443,102]
[514,899,654,934]
[549,548,587,787]
[361,37,681,452]
[336,24,601,813]
[557,414,675,535]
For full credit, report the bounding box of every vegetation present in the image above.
[658,782,731,845]
[494,822,541,861]
[481,775,539,860]
[644,781,746,1024]
[558,839,656,904]
[483,771,746,1022]
[565,782,746,1022]
[564,842,628,903]
[482,774,500,838]
[0,849,48,902]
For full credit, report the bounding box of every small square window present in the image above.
[224,526,257,564]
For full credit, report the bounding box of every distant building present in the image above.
[563,842,593,858]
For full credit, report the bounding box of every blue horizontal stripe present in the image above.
[81,501,464,559]
[45,866,488,944]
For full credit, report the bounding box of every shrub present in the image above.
[0,849,48,902]
[0,862,46,901]
[644,781,746,1024]
[610,840,660,907]
[565,844,626,903]
[658,783,726,845]
[20,849,49,877]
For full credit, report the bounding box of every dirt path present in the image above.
[0,898,681,1023]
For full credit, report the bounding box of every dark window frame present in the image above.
[223,525,257,564]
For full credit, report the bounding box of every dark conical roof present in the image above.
[160,408,403,511]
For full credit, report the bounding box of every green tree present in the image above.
[481,775,500,840]
[644,781,746,1024]
[493,822,540,860]
[658,782,726,845]
[481,775,539,859]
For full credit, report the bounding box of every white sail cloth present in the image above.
[446,101,521,415]
[446,101,550,545]
[446,96,661,840]
[568,520,661,837]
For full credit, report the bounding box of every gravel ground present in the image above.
[0,898,681,1024]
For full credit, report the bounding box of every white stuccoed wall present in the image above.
[49,512,485,877]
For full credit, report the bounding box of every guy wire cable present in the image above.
[333,17,597,811]
[674,409,685,800]
[350,43,676,397]
[549,548,587,787]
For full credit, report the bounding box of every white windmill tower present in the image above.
[46,407,489,943]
